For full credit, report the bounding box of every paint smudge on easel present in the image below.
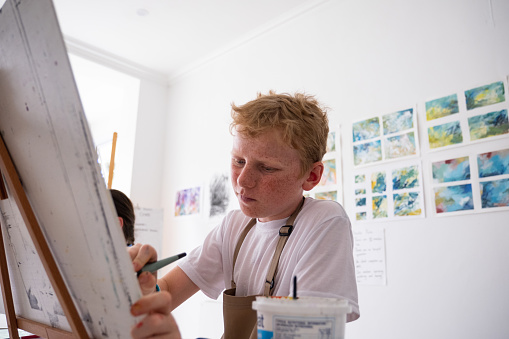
[27,287,41,310]
[46,311,59,327]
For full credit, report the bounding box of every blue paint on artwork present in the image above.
[468,109,509,140]
[432,156,470,183]
[352,117,380,142]
[373,195,388,218]
[384,132,416,159]
[392,165,419,189]
[425,94,459,121]
[382,108,413,135]
[393,192,421,216]
[480,178,509,208]
[356,212,367,221]
[465,81,505,110]
[371,172,386,193]
[428,120,463,148]
[353,140,382,166]
[477,149,509,178]
[434,184,474,213]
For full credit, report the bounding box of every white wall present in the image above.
[130,78,168,208]
[66,38,169,210]
[158,0,509,338]
[70,53,141,196]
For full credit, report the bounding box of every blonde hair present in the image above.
[230,91,329,177]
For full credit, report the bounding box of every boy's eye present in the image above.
[262,166,276,172]
[232,158,245,166]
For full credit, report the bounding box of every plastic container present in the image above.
[252,296,352,339]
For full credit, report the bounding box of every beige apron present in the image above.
[221,197,305,339]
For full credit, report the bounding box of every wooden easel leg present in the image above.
[0,171,20,339]
[0,135,88,338]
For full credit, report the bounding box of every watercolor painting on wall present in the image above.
[425,94,460,121]
[307,125,344,204]
[327,130,336,152]
[468,109,509,141]
[477,148,509,177]
[384,132,417,160]
[465,81,506,110]
[423,80,509,152]
[432,156,470,183]
[427,121,463,149]
[319,159,337,186]
[353,117,380,142]
[478,149,509,209]
[175,187,201,216]
[434,184,474,213]
[480,178,509,208]
[428,147,509,216]
[352,160,425,222]
[352,108,419,167]
[316,190,338,201]
[353,140,382,166]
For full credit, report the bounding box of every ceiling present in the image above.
[51,0,323,81]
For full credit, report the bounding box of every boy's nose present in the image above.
[237,166,256,188]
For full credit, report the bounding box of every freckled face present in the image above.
[231,128,307,222]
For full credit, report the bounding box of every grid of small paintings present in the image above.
[424,80,508,151]
[352,107,419,167]
[306,125,343,204]
[353,161,425,222]
[430,147,509,215]
[351,78,509,222]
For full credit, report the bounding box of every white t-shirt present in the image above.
[178,197,360,321]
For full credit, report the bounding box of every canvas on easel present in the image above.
[0,0,142,337]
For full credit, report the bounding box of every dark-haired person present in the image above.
[110,189,135,246]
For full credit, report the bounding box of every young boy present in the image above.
[130,91,359,339]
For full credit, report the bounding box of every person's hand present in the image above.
[131,291,181,339]
[129,243,158,295]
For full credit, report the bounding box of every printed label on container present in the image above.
[274,316,336,338]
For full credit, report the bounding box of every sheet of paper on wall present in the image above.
[353,228,387,285]
[134,207,164,257]
[422,79,508,153]
[306,125,344,205]
[0,0,141,337]
[208,172,230,219]
[352,160,426,222]
[351,108,420,168]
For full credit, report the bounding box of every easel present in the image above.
[0,135,88,338]
[107,132,118,189]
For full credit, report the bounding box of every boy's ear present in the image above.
[302,161,324,191]
[118,217,124,229]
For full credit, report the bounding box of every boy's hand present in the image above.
[131,291,181,339]
[129,243,158,295]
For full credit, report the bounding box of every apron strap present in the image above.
[230,197,306,293]
[263,197,305,296]
[230,218,257,289]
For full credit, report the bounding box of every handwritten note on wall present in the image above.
[353,228,387,285]
[134,207,163,257]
